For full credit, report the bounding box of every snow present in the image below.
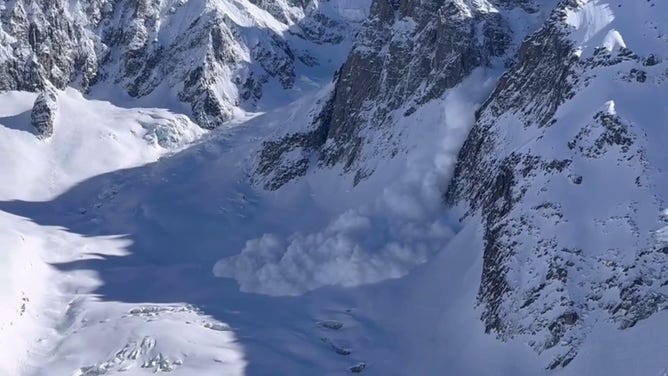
[0,67,508,373]
[0,88,204,201]
[602,29,626,51]
[214,69,497,296]
[0,87,210,374]
[1,0,667,375]
[0,214,51,376]
[603,99,616,115]
[564,0,668,57]
[0,209,245,376]
[564,0,615,48]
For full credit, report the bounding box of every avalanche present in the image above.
[1,0,668,375]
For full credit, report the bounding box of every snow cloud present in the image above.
[214,70,495,296]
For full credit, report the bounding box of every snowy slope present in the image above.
[0,0,370,128]
[1,0,668,375]
[0,209,245,376]
[0,87,209,374]
[448,0,668,369]
[3,72,493,375]
[0,88,204,201]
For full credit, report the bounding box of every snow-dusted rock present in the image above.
[2,0,668,374]
[252,0,668,369]
[30,85,57,138]
[255,0,537,189]
[448,0,668,368]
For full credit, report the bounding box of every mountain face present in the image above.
[255,0,542,189]
[447,0,668,369]
[1,0,668,374]
[29,83,57,138]
[257,0,668,369]
[0,0,367,129]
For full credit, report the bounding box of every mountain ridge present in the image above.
[1,0,667,374]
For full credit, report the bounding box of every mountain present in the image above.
[255,0,545,189]
[0,0,369,128]
[1,0,667,375]
[447,0,668,368]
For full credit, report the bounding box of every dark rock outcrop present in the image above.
[0,0,365,129]
[30,86,58,138]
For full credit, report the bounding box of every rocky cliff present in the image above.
[255,0,540,189]
[257,0,668,369]
[0,0,368,129]
[448,0,668,368]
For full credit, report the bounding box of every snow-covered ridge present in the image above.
[0,88,204,201]
[0,0,371,129]
[448,0,668,368]
[563,0,666,57]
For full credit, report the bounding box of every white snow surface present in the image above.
[0,88,204,201]
[564,0,668,57]
[1,0,668,375]
[213,69,494,296]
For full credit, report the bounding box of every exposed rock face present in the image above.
[30,86,58,138]
[4,0,668,371]
[254,0,668,369]
[318,0,512,168]
[448,0,668,369]
[255,0,534,189]
[0,0,368,129]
